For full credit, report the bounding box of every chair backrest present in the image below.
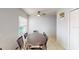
[24,32,28,39]
[0,48,2,50]
[17,36,24,49]
[43,32,48,40]
[43,32,48,47]
[27,32,47,50]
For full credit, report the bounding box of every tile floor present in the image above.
[47,36,64,50]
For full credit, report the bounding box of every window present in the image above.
[18,16,27,37]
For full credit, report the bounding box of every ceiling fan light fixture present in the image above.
[37,14,40,16]
[37,11,41,16]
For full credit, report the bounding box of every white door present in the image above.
[70,9,79,49]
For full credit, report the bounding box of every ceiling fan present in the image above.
[37,11,46,16]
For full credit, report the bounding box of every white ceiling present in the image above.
[23,8,59,16]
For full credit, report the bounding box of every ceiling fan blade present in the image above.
[42,13,46,15]
[38,11,40,14]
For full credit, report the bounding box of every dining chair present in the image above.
[17,36,24,50]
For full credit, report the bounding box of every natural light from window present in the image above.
[18,16,27,37]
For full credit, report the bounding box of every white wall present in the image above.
[29,15,56,37]
[0,8,28,50]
